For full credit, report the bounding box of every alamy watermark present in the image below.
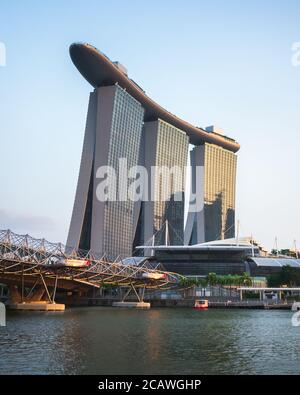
[0,42,6,67]
[292,311,300,327]
[291,42,300,67]
[0,302,6,326]
[94,159,203,212]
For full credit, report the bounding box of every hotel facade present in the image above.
[67,43,240,259]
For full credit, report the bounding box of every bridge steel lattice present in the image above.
[0,230,183,303]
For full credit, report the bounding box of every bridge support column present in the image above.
[112,284,150,309]
[9,285,47,303]
[8,276,65,311]
[21,264,24,303]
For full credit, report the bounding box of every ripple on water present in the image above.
[0,308,300,374]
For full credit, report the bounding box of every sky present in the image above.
[0,0,300,250]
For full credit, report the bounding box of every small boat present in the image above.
[194,299,209,310]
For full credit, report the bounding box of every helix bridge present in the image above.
[0,230,183,307]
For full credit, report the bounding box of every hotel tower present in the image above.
[67,43,240,259]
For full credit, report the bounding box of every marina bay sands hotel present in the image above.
[67,43,240,259]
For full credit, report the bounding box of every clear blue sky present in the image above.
[0,0,300,250]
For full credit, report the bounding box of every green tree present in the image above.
[267,265,300,287]
[241,272,252,286]
[198,278,208,288]
[207,272,218,286]
[281,265,300,286]
[267,273,281,287]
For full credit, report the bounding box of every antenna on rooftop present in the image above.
[236,219,240,247]
[294,239,298,259]
[251,233,255,257]
[165,220,169,246]
[275,237,279,257]
[151,234,155,257]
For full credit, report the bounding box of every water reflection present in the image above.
[0,308,300,374]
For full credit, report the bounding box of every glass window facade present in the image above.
[70,84,237,259]
[203,143,237,241]
[103,86,145,259]
[148,120,189,245]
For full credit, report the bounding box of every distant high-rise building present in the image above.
[67,43,240,258]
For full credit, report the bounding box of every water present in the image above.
[0,307,300,375]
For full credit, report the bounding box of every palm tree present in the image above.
[241,272,252,287]
[207,272,218,286]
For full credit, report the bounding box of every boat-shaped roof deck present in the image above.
[70,43,240,153]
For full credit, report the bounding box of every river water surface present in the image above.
[0,307,299,375]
